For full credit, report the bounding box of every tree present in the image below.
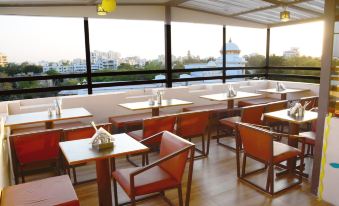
[0,72,13,91]
[244,54,265,67]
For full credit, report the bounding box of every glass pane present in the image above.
[0,15,86,100]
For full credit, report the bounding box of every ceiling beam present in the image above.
[0,2,164,7]
[176,5,267,27]
[166,0,191,6]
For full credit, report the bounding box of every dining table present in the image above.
[5,107,92,129]
[200,91,262,109]
[59,133,149,206]
[119,98,193,116]
[258,88,309,100]
[264,109,318,175]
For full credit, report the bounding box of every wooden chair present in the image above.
[127,115,177,166]
[10,129,63,184]
[235,122,305,195]
[217,104,266,150]
[112,131,195,206]
[176,110,210,158]
[299,96,318,110]
[299,120,317,157]
[63,123,111,184]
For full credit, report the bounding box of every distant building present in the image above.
[0,52,8,67]
[283,47,300,57]
[184,38,246,80]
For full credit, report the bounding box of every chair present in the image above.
[238,97,280,107]
[299,96,318,110]
[299,120,317,157]
[235,122,305,195]
[112,131,195,206]
[217,104,266,150]
[127,115,177,166]
[264,100,288,139]
[176,110,210,158]
[10,129,63,184]
[1,175,79,206]
[63,123,111,184]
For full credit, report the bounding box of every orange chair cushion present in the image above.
[112,166,178,197]
[219,116,241,129]
[109,113,153,129]
[238,97,279,107]
[299,131,316,145]
[127,130,143,141]
[1,175,79,206]
[273,142,301,164]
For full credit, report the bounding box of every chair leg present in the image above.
[20,166,25,183]
[178,185,183,206]
[266,165,270,192]
[206,131,211,156]
[269,164,274,195]
[241,154,247,177]
[131,197,136,206]
[72,167,78,184]
[201,135,206,156]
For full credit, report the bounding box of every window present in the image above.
[269,21,323,83]
[88,18,165,93]
[171,22,222,86]
[0,15,86,100]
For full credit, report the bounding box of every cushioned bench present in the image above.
[109,112,165,133]
[1,175,79,206]
[238,97,280,107]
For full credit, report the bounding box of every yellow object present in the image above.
[97,4,107,16]
[318,113,333,201]
[101,0,116,12]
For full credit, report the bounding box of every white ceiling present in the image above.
[0,0,325,26]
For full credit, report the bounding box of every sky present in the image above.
[0,15,324,64]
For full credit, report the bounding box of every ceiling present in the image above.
[0,0,325,26]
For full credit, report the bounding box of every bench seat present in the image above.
[1,175,79,206]
[238,97,280,107]
[11,121,84,134]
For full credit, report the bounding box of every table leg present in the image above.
[152,108,160,116]
[111,158,118,206]
[287,123,299,172]
[227,100,234,109]
[45,121,54,129]
[281,93,287,100]
[96,159,112,206]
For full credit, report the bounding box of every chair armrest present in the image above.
[139,131,165,144]
[248,123,271,131]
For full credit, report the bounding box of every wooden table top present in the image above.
[264,109,318,124]
[59,133,149,165]
[5,107,92,127]
[119,98,193,111]
[258,88,309,94]
[200,91,262,101]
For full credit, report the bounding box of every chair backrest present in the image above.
[236,123,273,163]
[241,104,266,125]
[10,129,63,165]
[265,100,288,113]
[159,131,194,182]
[142,115,176,139]
[63,123,111,141]
[176,111,210,138]
[300,96,318,110]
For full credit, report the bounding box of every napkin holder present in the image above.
[276,82,286,92]
[287,103,304,118]
[90,127,114,151]
[227,85,237,98]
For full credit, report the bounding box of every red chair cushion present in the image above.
[219,116,241,129]
[1,175,79,206]
[273,142,301,164]
[112,166,178,197]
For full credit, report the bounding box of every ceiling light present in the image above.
[97,4,107,16]
[280,6,290,22]
[101,0,116,12]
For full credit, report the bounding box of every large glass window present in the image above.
[171,22,222,86]
[269,21,323,83]
[0,15,86,100]
[88,19,165,93]
[226,26,267,81]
